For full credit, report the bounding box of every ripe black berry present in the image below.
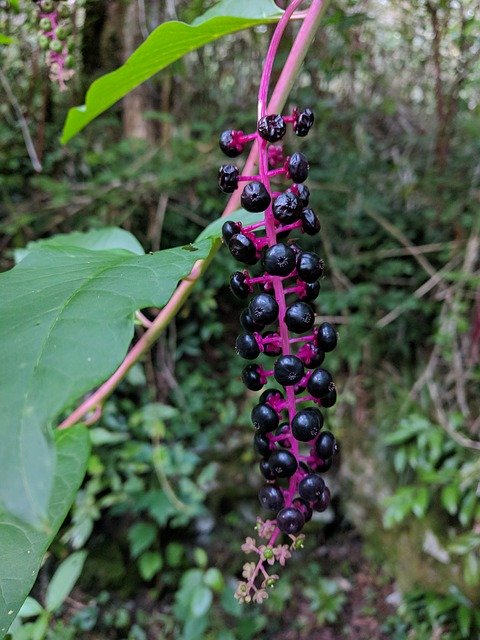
[313,486,331,512]
[272,192,302,224]
[228,233,257,264]
[251,403,279,433]
[307,368,334,399]
[260,458,276,480]
[218,164,239,193]
[235,333,260,360]
[230,271,250,299]
[257,114,286,142]
[302,344,325,369]
[298,474,325,502]
[314,457,333,473]
[291,408,323,442]
[287,152,309,183]
[219,130,244,157]
[268,450,298,478]
[296,251,324,283]
[287,183,310,207]
[276,506,305,534]
[275,422,291,448]
[293,497,313,522]
[222,221,241,244]
[241,364,263,391]
[300,208,321,235]
[294,108,314,137]
[284,301,315,334]
[274,355,305,386]
[299,281,321,302]
[262,332,282,357]
[316,322,338,352]
[258,485,285,511]
[321,387,337,408]
[315,431,337,459]
[259,388,284,405]
[240,309,264,333]
[253,432,270,457]
[241,181,271,212]
[248,293,279,326]
[263,243,296,277]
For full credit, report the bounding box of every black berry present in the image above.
[230,271,250,299]
[300,208,321,235]
[315,431,337,459]
[259,485,285,511]
[291,408,323,442]
[296,251,324,283]
[284,301,315,334]
[219,130,244,157]
[302,344,325,369]
[235,333,260,360]
[260,458,276,480]
[263,243,296,276]
[251,403,279,433]
[248,293,279,326]
[241,181,271,212]
[268,450,298,478]
[298,474,325,502]
[222,220,241,244]
[274,355,305,386]
[218,164,239,192]
[259,388,284,405]
[287,152,309,183]
[316,322,338,352]
[276,506,305,534]
[293,497,313,522]
[287,183,310,208]
[241,364,264,391]
[253,432,271,457]
[228,233,257,264]
[313,486,331,512]
[307,368,334,399]
[257,114,286,142]
[240,309,264,333]
[321,387,337,408]
[299,281,321,302]
[293,108,314,137]
[272,192,302,224]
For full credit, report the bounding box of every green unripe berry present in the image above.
[262,547,274,560]
[266,577,276,588]
[38,34,49,50]
[58,3,71,18]
[49,39,63,53]
[39,17,52,31]
[41,0,54,11]
[65,54,75,69]
[56,26,69,40]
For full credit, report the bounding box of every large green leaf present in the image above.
[0,238,213,525]
[60,0,281,142]
[0,425,90,637]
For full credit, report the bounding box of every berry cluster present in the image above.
[35,0,76,90]
[218,109,339,602]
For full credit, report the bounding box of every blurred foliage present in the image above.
[1,0,480,637]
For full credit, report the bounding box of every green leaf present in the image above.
[440,484,459,516]
[128,522,157,559]
[0,237,213,524]
[0,34,14,45]
[45,551,87,612]
[457,604,472,638]
[138,551,163,581]
[14,227,144,263]
[196,211,263,242]
[17,598,43,619]
[61,1,282,142]
[190,585,213,618]
[0,425,90,636]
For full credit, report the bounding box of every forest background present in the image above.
[0,0,479,638]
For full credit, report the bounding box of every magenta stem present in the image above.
[238,175,260,182]
[267,168,287,178]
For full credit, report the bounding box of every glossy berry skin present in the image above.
[251,403,279,433]
[253,432,270,457]
[230,272,250,299]
[287,183,310,208]
[260,458,276,480]
[293,497,313,522]
[300,208,321,235]
[268,450,298,478]
[272,192,302,224]
[321,387,337,408]
[316,322,338,352]
[315,431,337,459]
[287,152,309,183]
[218,164,239,193]
[313,486,331,512]
[284,301,315,334]
[248,293,279,326]
[313,457,333,473]
[294,108,314,137]
[299,281,320,302]
[240,309,264,333]
[257,114,286,142]
[263,243,296,276]
[296,251,324,283]
[261,332,282,357]
[258,485,285,511]
[229,233,257,264]
[241,181,271,212]
[302,344,325,369]
[222,221,241,244]
[241,364,264,391]
[274,355,305,386]
[299,474,325,502]
[219,130,244,157]
[276,506,305,534]
[259,388,284,405]
[307,368,334,399]
[235,333,260,360]
[291,407,323,442]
